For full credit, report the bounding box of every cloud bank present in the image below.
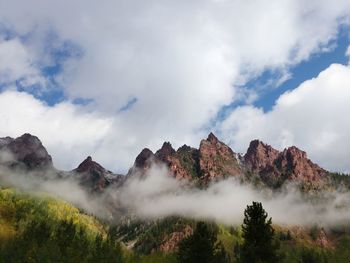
[113,165,350,227]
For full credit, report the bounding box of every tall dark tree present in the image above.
[239,202,280,263]
[177,222,228,263]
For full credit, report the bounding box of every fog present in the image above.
[0,151,108,218]
[112,165,350,227]
[1,156,350,227]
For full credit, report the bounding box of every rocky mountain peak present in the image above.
[177,144,192,152]
[199,133,242,181]
[283,146,307,160]
[74,156,121,192]
[0,133,53,170]
[207,132,219,144]
[76,156,105,173]
[244,139,280,172]
[134,148,154,169]
[243,141,326,186]
[156,142,175,160]
[275,146,325,183]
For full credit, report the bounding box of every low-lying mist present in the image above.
[1,159,350,227]
[112,165,350,227]
[0,165,108,218]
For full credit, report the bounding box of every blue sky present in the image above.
[253,26,350,111]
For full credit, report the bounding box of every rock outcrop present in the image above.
[244,140,326,187]
[73,156,123,192]
[128,142,199,180]
[129,133,327,187]
[244,140,279,173]
[158,225,193,253]
[199,133,242,182]
[155,142,197,180]
[0,133,53,170]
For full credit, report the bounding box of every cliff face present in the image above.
[198,133,242,182]
[244,140,280,173]
[244,140,326,187]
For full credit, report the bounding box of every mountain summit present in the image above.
[130,133,328,188]
[0,133,52,170]
[0,132,329,189]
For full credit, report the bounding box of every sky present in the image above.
[0,0,350,173]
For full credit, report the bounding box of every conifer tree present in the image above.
[240,202,280,263]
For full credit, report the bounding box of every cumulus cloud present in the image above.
[0,1,350,171]
[219,63,350,172]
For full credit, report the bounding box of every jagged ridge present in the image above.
[0,133,330,190]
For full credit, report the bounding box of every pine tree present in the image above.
[240,202,280,263]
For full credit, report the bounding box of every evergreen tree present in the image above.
[239,202,280,263]
[177,222,228,263]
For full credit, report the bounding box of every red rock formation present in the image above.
[244,140,326,186]
[276,146,326,182]
[155,142,194,180]
[127,133,328,187]
[158,225,193,253]
[199,132,242,182]
[155,142,176,161]
[129,142,198,180]
[244,140,279,173]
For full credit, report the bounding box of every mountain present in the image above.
[0,132,333,190]
[243,140,327,188]
[0,134,123,192]
[0,133,53,170]
[130,133,329,188]
[1,132,350,262]
[73,156,124,192]
[198,132,242,182]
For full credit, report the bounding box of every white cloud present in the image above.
[0,1,350,171]
[219,64,350,172]
[0,38,44,87]
[0,91,113,170]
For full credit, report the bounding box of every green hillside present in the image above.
[0,187,123,263]
[2,186,350,263]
